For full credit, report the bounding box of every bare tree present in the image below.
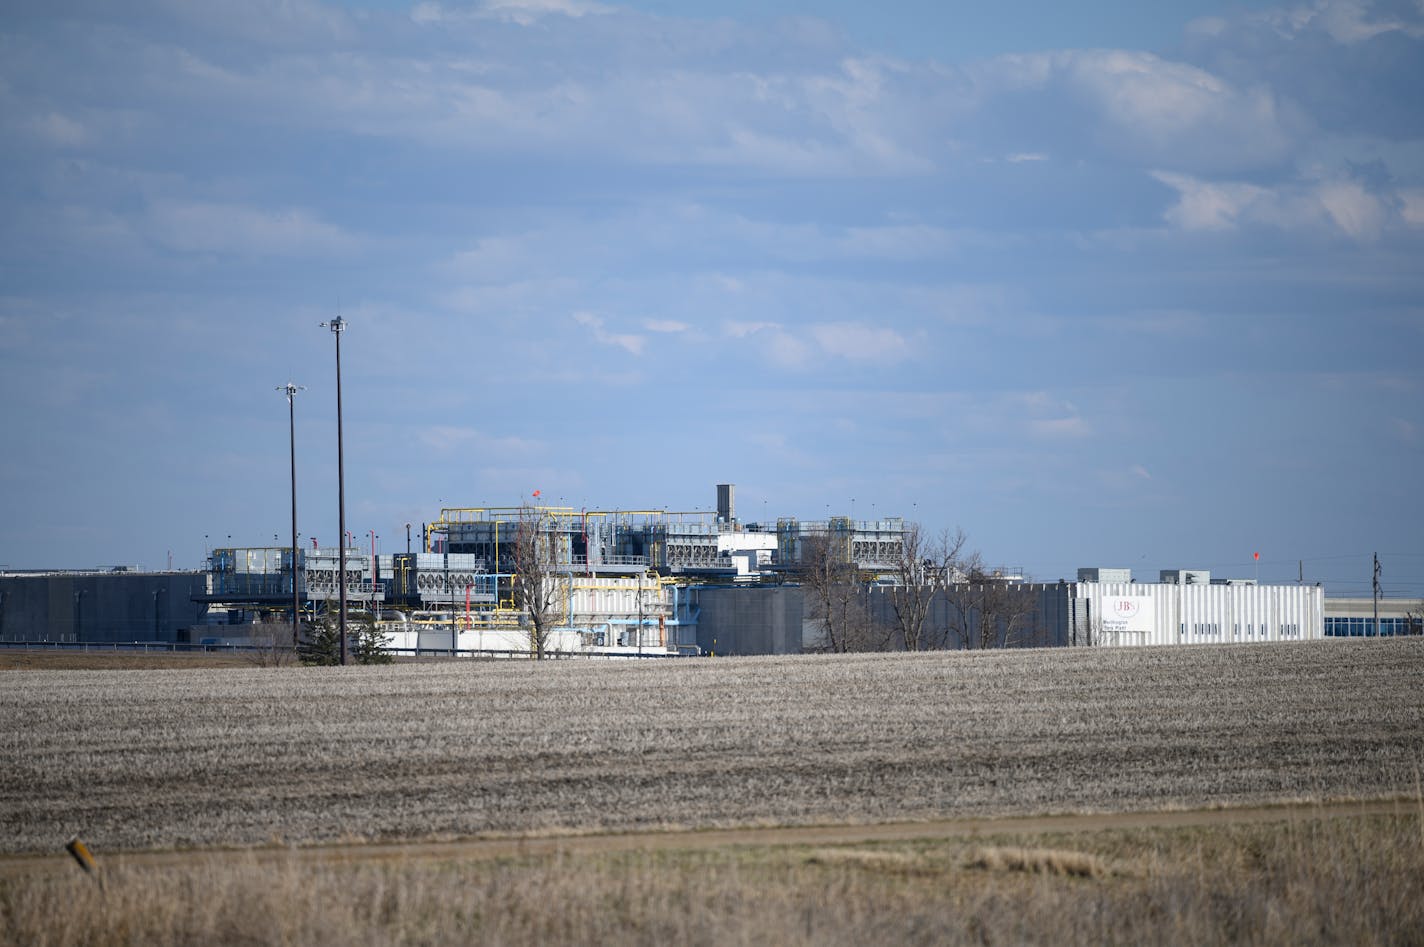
[800,531,886,652]
[244,620,297,667]
[884,525,969,651]
[512,505,564,659]
[942,554,1039,650]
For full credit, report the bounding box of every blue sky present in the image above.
[2,0,1421,596]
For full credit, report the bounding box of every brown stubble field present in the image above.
[0,650,253,671]
[3,639,1424,945]
[2,638,1421,855]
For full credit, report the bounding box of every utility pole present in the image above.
[319,317,348,665]
[1373,552,1381,637]
[446,521,454,657]
[278,383,305,654]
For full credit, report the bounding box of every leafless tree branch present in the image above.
[799,531,886,652]
[513,505,564,659]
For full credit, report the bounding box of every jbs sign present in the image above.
[1101,595,1154,634]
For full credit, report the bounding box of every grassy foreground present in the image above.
[4,810,1421,946]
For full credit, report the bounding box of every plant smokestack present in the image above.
[717,483,735,524]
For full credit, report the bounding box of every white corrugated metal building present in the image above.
[1072,569,1324,647]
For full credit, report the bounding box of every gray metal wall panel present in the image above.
[0,573,208,643]
[694,586,804,656]
[865,583,1068,650]
[416,628,458,653]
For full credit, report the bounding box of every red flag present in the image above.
[1253,552,1260,561]
[532,490,541,498]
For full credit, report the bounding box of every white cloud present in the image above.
[920,284,1026,327]
[1316,180,1385,240]
[418,425,544,455]
[156,0,356,47]
[438,277,581,318]
[836,223,963,260]
[410,3,442,25]
[1185,16,1229,37]
[1400,190,1424,226]
[1152,172,1266,231]
[143,201,360,257]
[719,321,914,369]
[571,311,645,355]
[1153,171,1395,240]
[810,323,910,361]
[29,112,88,148]
[719,320,813,367]
[413,0,613,26]
[971,49,1298,173]
[1267,0,1424,44]
[1131,464,1153,480]
[642,319,688,333]
[480,0,614,25]
[442,235,537,282]
[765,330,812,369]
[723,321,781,339]
[1016,392,1091,440]
[1029,416,1091,438]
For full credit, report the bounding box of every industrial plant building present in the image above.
[0,568,206,644]
[2,484,1418,654]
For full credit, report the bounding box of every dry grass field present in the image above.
[3,639,1422,854]
[3,639,1422,944]
[2,811,1421,945]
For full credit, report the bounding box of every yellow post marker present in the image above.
[65,836,100,881]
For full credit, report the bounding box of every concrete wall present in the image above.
[692,585,803,655]
[0,572,208,643]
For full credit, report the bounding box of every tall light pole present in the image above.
[1373,552,1381,637]
[319,316,349,665]
[278,382,305,654]
[370,529,379,612]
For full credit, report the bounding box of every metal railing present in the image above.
[1,640,261,653]
[0,640,693,659]
[570,555,648,567]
